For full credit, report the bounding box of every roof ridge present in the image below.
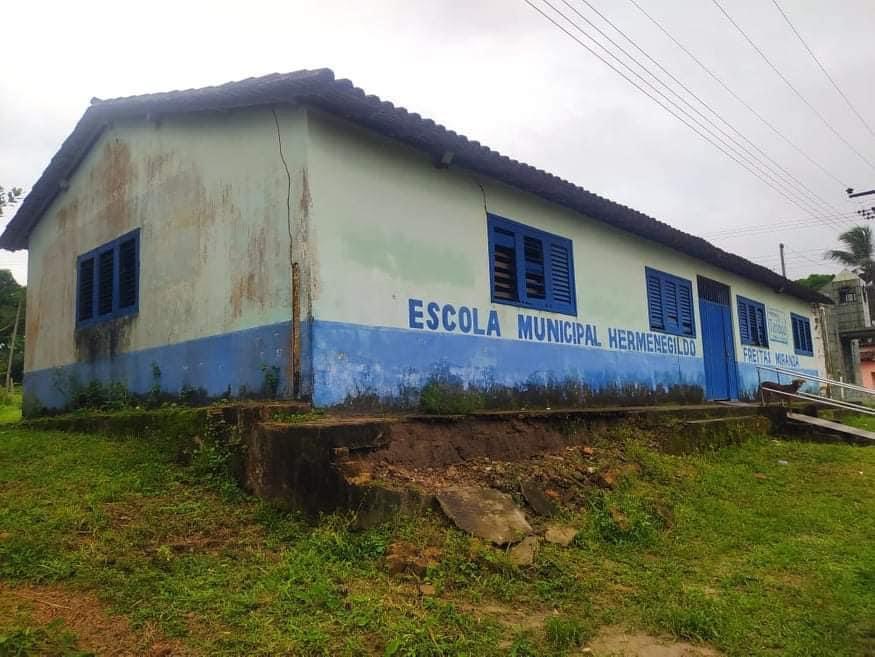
[93,68,335,106]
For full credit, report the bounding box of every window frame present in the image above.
[790,312,814,357]
[486,214,577,316]
[644,267,696,338]
[737,295,769,348]
[75,228,140,329]
[838,287,858,304]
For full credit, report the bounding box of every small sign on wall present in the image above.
[767,306,789,345]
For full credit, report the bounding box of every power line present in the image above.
[770,0,875,141]
[551,0,841,220]
[785,246,827,267]
[703,213,859,238]
[567,0,847,223]
[709,0,875,172]
[754,246,827,259]
[524,0,841,220]
[627,0,848,188]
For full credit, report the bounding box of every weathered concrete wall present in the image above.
[23,101,822,412]
[24,107,311,410]
[304,110,819,407]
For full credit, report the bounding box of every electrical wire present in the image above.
[549,0,837,219]
[628,0,848,188]
[770,0,875,141]
[524,0,840,221]
[710,0,875,172]
[703,214,859,239]
[568,0,846,223]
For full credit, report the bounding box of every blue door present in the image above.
[697,277,738,400]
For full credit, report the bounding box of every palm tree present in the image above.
[826,225,875,283]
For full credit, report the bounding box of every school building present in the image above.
[0,69,829,414]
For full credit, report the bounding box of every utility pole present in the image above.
[5,292,22,393]
[846,187,875,220]
[779,242,787,278]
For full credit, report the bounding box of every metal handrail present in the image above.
[760,387,875,416]
[756,364,875,397]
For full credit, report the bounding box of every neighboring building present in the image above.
[0,69,829,414]
[819,270,875,392]
[860,344,875,390]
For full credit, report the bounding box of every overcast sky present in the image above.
[1,0,873,285]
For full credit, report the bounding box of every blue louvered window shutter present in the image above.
[488,214,577,316]
[523,236,546,301]
[75,228,140,328]
[738,296,768,347]
[646,270,665,331]
[791,313,813,356]
[737,300,750,344]
[118,236,139,310]
[644,267,695,337]
[490,225,518,302]
[755,306,768,347]
[547,238,575,314]
[77,257,96,323]
[678,281,694,336]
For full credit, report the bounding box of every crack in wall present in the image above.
[271,108,299,397]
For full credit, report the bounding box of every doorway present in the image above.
[697,276,738,400]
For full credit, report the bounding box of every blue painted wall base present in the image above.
[23,317,819,413]
[311,319,706,407]
[24,321,293,412]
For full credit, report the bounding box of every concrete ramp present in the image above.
[786,412,875,445]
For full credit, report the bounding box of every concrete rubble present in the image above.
[436,486,533,545]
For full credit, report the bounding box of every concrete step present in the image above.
[785,412,875,446]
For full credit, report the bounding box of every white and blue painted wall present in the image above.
[21,105,820,412]
[22,107,311,412]
[303,110,820,407]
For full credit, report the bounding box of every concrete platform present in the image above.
[786,412,875,445]
[244,403,768,519]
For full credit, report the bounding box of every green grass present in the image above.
[0,388,21,424]
[839,412,875,432]
[0,418,873,656]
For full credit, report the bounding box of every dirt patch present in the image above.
[0,583,194,656]
[586,626,723,656]
[372,418,575,469]
[453,599,554,634]
[346,440,632,513]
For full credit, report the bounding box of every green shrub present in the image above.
[419,381,485,415]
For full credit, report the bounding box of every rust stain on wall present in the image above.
[230,225,268,320]
[145,151,172,183]
[89,139,135,239]
[299,168,312,219]
[55,198,80,237]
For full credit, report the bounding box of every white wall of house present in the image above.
[304,110,819,406]
[24,107,309,409]
[22,103,820,411]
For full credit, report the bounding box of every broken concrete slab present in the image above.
[544,524,578,546]
[520,479,558,517]
[436,486,532,545]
